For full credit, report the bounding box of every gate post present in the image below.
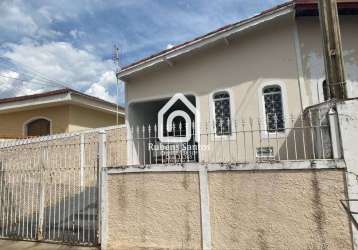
[97,130,107,244]
[328,108,342,159]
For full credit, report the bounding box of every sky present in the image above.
[0,0,287,105]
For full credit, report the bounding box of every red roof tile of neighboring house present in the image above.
[295,0,358,15]
[120,0,358,73]
[296,0,358,3]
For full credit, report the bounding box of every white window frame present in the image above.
[23,116,53,137]
[258,81,288,139]
[210,88,236,140]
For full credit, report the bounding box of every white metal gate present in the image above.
[0,135,99,246]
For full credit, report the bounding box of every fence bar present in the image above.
[97,130,107,244]
[80,134,85,191]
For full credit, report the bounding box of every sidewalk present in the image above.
[0,239,98,250]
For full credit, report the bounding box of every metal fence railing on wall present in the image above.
[0,125,126,246]
[119,109,339,166]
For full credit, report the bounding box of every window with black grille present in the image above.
[263,85,284,132]
[213,91,232,135]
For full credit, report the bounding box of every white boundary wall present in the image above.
[337,99,358,250]
[100,159,346,250]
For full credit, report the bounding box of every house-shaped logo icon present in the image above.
[158,93,197,143]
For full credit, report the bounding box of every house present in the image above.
[0,88,125,138]
[117,0,358,165]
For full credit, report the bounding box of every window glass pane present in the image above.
[27,119,51,137]
[214,91,231,135]
[263,85,284,132]
[323,80,329,101]
[214,92,230,99]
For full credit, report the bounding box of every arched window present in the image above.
[322,80,329,101]
[213,91,232,135]
[26,118,51,137]
[263,85,284,132]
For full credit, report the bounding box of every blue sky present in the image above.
[0,0,286,104]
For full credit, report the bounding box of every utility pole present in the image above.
[318,0,347,100]
[112,45,121,124]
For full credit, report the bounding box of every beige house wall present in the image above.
[124,14,358,164]
[126,15,358,114]
[127,15,301,118]
[125,15,306,163]
[0,104,124,138]
[0,105,70,138]
[297,15,358,106]
[105,167,352,250]
[68,105,122,132]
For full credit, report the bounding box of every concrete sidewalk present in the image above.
[0,239,98,250]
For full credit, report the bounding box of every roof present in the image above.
[118,0,358,80]
[0,88,125,115]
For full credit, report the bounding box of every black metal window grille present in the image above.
[213,91,232,135]
[263,85,284,132]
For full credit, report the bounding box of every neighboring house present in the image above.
[0,88,125,138]
[117,0,358,165]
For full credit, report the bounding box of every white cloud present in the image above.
[85,83,116,103]
[0,71,19,93]
[0,0,64,42]
[0,2,38,37]
[2,42,120,102]
[4,42,110,86]
[69,29,86,40]
[0,70,44,98]
[85,71,125,104]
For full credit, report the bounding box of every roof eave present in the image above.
[0,91,125,116]
[69,93,125,115]
[117,3,295,81]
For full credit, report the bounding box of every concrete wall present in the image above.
[337,98,358,249]
[106,172,202,250]
[103,163,352,250]
[209,170,351,250]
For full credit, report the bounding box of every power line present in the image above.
[0,73,60,88]
[0,56,69,86]
[0,78,34,96]
[0,57,73,89]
